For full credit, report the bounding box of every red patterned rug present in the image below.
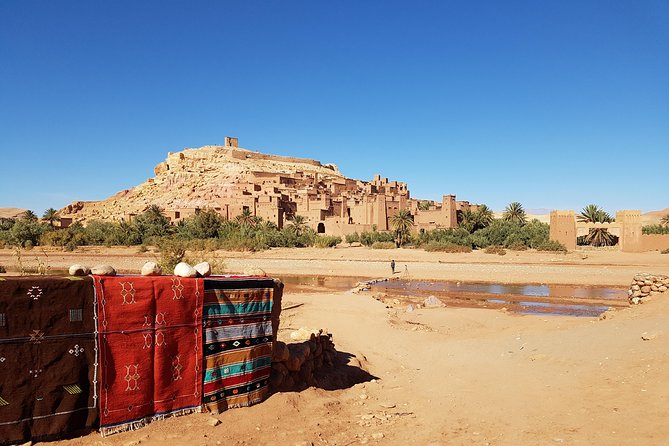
[0,276,98,444]
[93,276,203,435]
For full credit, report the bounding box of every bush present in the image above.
[313,235,342,248]
[643,225,669,235]
[661,248,669,254]
[417,227,472,247]
[536,240,568,252]
[423,241,472,253]
[507,241,528,251]
[372,241,396,249]
[0,265,6,273]
[485,245,507,255]
[345,232,360,244]
[360,230,395,247]
[157,238,187,272]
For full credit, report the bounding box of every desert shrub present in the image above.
[507,241,528,251]
[536,240,568,252]
[345,232,360,244]
[0,265,6,273]
[360,230,395,247]
[372,241,396,249]
[137,245,149,253]
[220,236,269,252]
[661,248,669,254]
[485,245,506,255]
[417,227,472,247]
[313,235,342,248]
[156,238,187,271]
[470,219,549,249]
[643,225,669,235]
[423,241,472,253]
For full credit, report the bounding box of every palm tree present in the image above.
[502,202,526,225]
[42,208,59,228]
[578,204,612,223]
[287,215,307,236]
[22,210,38,222]
[389,209,413,247]
[577,204,616,247]
[235,208,257,227]
[418,200,431,211]
[661,214,669,226]
[476,204,494,228]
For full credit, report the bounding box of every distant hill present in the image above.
[643,207,669,225]
[0,208,27,219]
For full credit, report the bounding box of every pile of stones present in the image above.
[628,273,669,304]
[270,329,336,390]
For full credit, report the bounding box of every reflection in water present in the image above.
[277,275,627,318]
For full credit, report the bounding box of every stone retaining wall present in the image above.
[628,273,669,304]
[270,332,336,390]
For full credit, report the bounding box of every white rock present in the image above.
[194,262,212,277]
[243,266,267,277]
[423,295,445,307]
[69,264,90,276]
[174,262,197,278]
[141,261,162,276]
[90,264,116,276]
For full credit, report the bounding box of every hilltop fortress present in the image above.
[59,137,478,235]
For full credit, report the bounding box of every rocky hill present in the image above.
[59,144,345,222]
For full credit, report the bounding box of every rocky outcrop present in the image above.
[58,145,345,223]
[628,273,669,304]
[270,331,337,390]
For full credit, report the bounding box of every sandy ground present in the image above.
[2,246,669,445]
[1,246,668,286]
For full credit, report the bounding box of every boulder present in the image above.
[90,264,116,276]
[194,261,212,277]
[140,261,162,276]
[641,286,651,294]
[69,264,90,276]
[174,262,197,278]
[423,295,445,307]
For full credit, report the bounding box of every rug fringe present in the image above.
[100,406,202,437]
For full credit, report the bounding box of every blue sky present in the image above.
[1,1,667,216]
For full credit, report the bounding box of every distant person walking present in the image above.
[390,259,396,275]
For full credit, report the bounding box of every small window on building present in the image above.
[0,313,6,327]
[317,223,325,234]
[175,211,180,219]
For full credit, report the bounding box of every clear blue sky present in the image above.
[1,1,667,216]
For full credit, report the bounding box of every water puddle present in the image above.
[279,275,628,317]
[370,279,627,317]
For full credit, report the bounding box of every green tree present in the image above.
[577,204,615,246]
[22,210,38,222]
[287,215,308,236]
[577,204,613,223]
[459,205,494,233]
[42,208,59,228]
[389,209,413,247]
[178,209,224,239]
[235,208,258,227]
[502,202,527,225]
[134,205,171,241]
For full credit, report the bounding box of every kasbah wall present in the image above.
[550,210,669,252]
